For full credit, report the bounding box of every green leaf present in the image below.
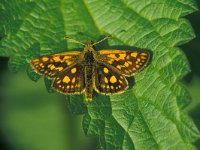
[0,0,199,149]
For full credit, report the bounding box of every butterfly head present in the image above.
[84,40,95,52]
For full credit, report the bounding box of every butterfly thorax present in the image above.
[83,41,97,64]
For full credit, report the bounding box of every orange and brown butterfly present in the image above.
[31,36,151,102]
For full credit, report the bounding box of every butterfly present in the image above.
[31,36,151,102]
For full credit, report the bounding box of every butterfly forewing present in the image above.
[94,62,128,94]
[31,51,80,78]
[53,63,85,94]
[97,50,150,76]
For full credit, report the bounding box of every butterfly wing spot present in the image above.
[72,77,76,83]
[126,55,130,59]
[39,63,44,68]
[66,61,73,66]
[131,52,138,57]
[64,56,71,59]
[124,62,129,67]
[63,76,70,83]
[56,67,63,71]
[103,67,109,74]
[95,62,128,94]
[136,65,140,68]
[101,84,105,88]
[110,75,117,83]
[109,54,117,59]
[140,52,148,56]
[53,56,61,62]
[57,80,61,84]
[104,77,108,83]
[42,57,49,62]
[119,54,126,59]
[116,65,122,69]
[141,56,147,59]
[71,67,77,74]
[119,80,123,84]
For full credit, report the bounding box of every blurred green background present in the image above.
[0,2,200,150]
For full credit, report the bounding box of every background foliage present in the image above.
[0,0,200,150]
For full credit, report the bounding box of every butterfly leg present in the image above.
[84,65,94,102]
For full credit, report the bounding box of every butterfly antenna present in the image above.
[64,36,85,46]
[93,35,113,46]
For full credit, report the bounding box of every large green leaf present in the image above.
[0,0,199,149]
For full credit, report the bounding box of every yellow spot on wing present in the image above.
[104,77,108,83]
[72,77,75,83]
[101,84,105,88]
[42,57,49,62]
[141,56,147,59]
[127,61,132,65]
[110,76,117,83]
[39,64,44,68]
[71,68,77,74]
[119,54,126,59]
[126,55,130,59]
[64,56,71,59]
[131,52,137,57]
[53,56,61,62]
[50,65,55,70]
[108,54,117,59]
[141,52,147,56]
[63,76,70,83]
[116,65,121,69]
[66,61,73,66]
[56,67,63,71]
[103,67,109,74]
[124,62,129,67]
[57,80,61,84]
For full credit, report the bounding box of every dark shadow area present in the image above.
[181,2,200,82]
[180,1,200,148]
[0,57,11,150]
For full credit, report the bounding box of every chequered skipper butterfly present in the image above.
[31,36,151,102]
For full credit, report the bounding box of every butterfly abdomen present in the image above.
[84,65,94,101]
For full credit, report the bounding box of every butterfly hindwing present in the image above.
[97,50,150,76]
[52,63,85,94]
[94,62,128,94]
[31,51,80,78]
